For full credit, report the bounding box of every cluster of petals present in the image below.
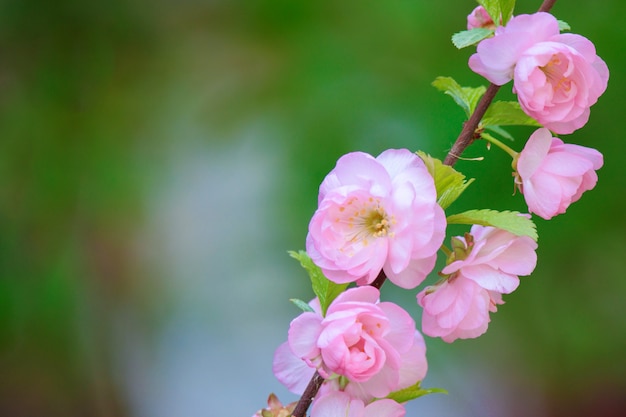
[306,149,446,289]
[467,5,496,30]
[311,391,405,417]
[469,12,609,134]
[515,128,603,220]
[273,286,428,400]
[417,225,537,342]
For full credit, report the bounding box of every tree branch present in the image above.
[443,83,500,167]
[369,269,388,290]
[290,372,324,417]
[538,0,558,13]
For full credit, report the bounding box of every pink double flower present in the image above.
[306,149,446,289]
[273,286,427,400]
[516,128,603,220]
[469,12,609,134]
[418,225,537,342]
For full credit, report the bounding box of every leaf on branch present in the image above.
[288,250,349,316]
[290,298,315,313]
[558,20,571,31]
[446,209,538,241]
[451,28,493,49]
[481,101,541,127]
[432,76,487,117]
[484,125,516,142]
[477,0,515,25]
[417,151,474,210]
[385,381,448,403]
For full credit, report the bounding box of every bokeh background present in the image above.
[1,0,625,416]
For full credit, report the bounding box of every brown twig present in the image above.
[290,372,324,417]
[290,1,558,415]
[443,83,501,167]
[538,0,558,13]
[369,269,388,289]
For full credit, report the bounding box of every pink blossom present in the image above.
[515,128,603,220]
[306,149,446,289]
[273,286,428,399]
[418,276,498,342]
[469,13,561,85]
[341,332,427,402]
[293,331,427,402]
[417,225,537,342]
[469,12,608,134]
[467,6,495,30]
[514,35,609,133]
[311,392,405,417]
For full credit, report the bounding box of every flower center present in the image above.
[541,54,572,93]
[335,197,395,246]
[362,206,390,238]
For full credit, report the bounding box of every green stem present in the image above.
[480,132,519,160]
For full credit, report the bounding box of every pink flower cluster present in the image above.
[307,149,446,289]
[273,287,427,401]
[469,12,609,134]
[418,225,537,342]
[515,128,603,219]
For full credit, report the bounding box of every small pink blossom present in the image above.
[469,12,608,134]
[417,225,537,342]
[273,286,427,399]
[467,6,495,30]
[306,149,446,289]
[515,128,603,220]
[418,275,498,342]
[311,392,405,417]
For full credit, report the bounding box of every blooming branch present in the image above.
[272,1,607,416]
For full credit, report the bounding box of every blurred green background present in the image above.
[1,0,624,416]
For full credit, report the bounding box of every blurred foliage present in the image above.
[0,0,624,416]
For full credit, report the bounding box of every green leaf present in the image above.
[288,250,349,316]
[432,76,487,117]
[290,298,315,313]
[385,381,448,403]
[499,0,515,24]
[484,125,515,141]
[558,20,571,31]
[446,209,538,241]
[451,28,493,49]
[417,151,474,210]
[477,0,516,25]
[481,101,541,127]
